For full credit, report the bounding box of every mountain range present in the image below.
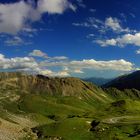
[103,71,140,90]
[0,71,140,140]
[83,77,112,86]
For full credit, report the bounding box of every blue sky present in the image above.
[0,0,140,78]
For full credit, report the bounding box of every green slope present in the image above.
[0,72,140,140]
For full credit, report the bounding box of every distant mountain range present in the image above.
[103,71,140,90]
[83,77,113,86]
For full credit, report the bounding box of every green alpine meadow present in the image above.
[0,72,140,139]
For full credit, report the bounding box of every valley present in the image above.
[0,72,140,139]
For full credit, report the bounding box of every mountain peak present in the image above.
[103,70,140,90]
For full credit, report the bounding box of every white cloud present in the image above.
[117,33,140,46]
[40,69,70,77]
[0,54,5,60]
[29,50,68,61]
[0,54,38,71]
[97,33,140,47]
[105,17,129,32]
[0,51,136,77]
[4,36,24,46]
[63,67,84,74]
[96,39,117,47]
[37,0,76,14]
[29,50,48,58]
[73,69,84,73]
[136,49,140,54]
[40,58,134,72]
[39,69,54,75]
[0,0,75,35]
[70,59,134,71]
[52,56,68,60]
[0,1,39,34]
[73,17,131,34]
[105,17,120,31]
[57,71,70,76]
[0,53,70,77]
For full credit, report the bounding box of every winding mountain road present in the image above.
[102,116,140,124]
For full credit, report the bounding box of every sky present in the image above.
[0,0,140,78]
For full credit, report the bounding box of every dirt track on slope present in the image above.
[102,116,140,124]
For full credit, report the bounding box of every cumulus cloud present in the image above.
[105,17,130,33]
[105,17,121,31]
[96,39,117,47]
[73,17,131,34]
[39,69,70,77]
[0,54,5,60]
[70,59,134,71]
[0,51,135,77]
[97,33,140,47]
[73,16,138,48]
[136,49,140,54]
[117,33,140,46]
[62,67,84,74]
[0,0,75,35]
[29,50,68,61]
[73,69,84,73]
[0,54,38,71]
[0,1,39,34]
[0,53,70,77]
[40,58,134,72]
[29,50,48,58]
[56,71,70,76]
[37,0,76,14]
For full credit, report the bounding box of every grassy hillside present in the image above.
[104,88,140,100]
[0,72,140,140]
